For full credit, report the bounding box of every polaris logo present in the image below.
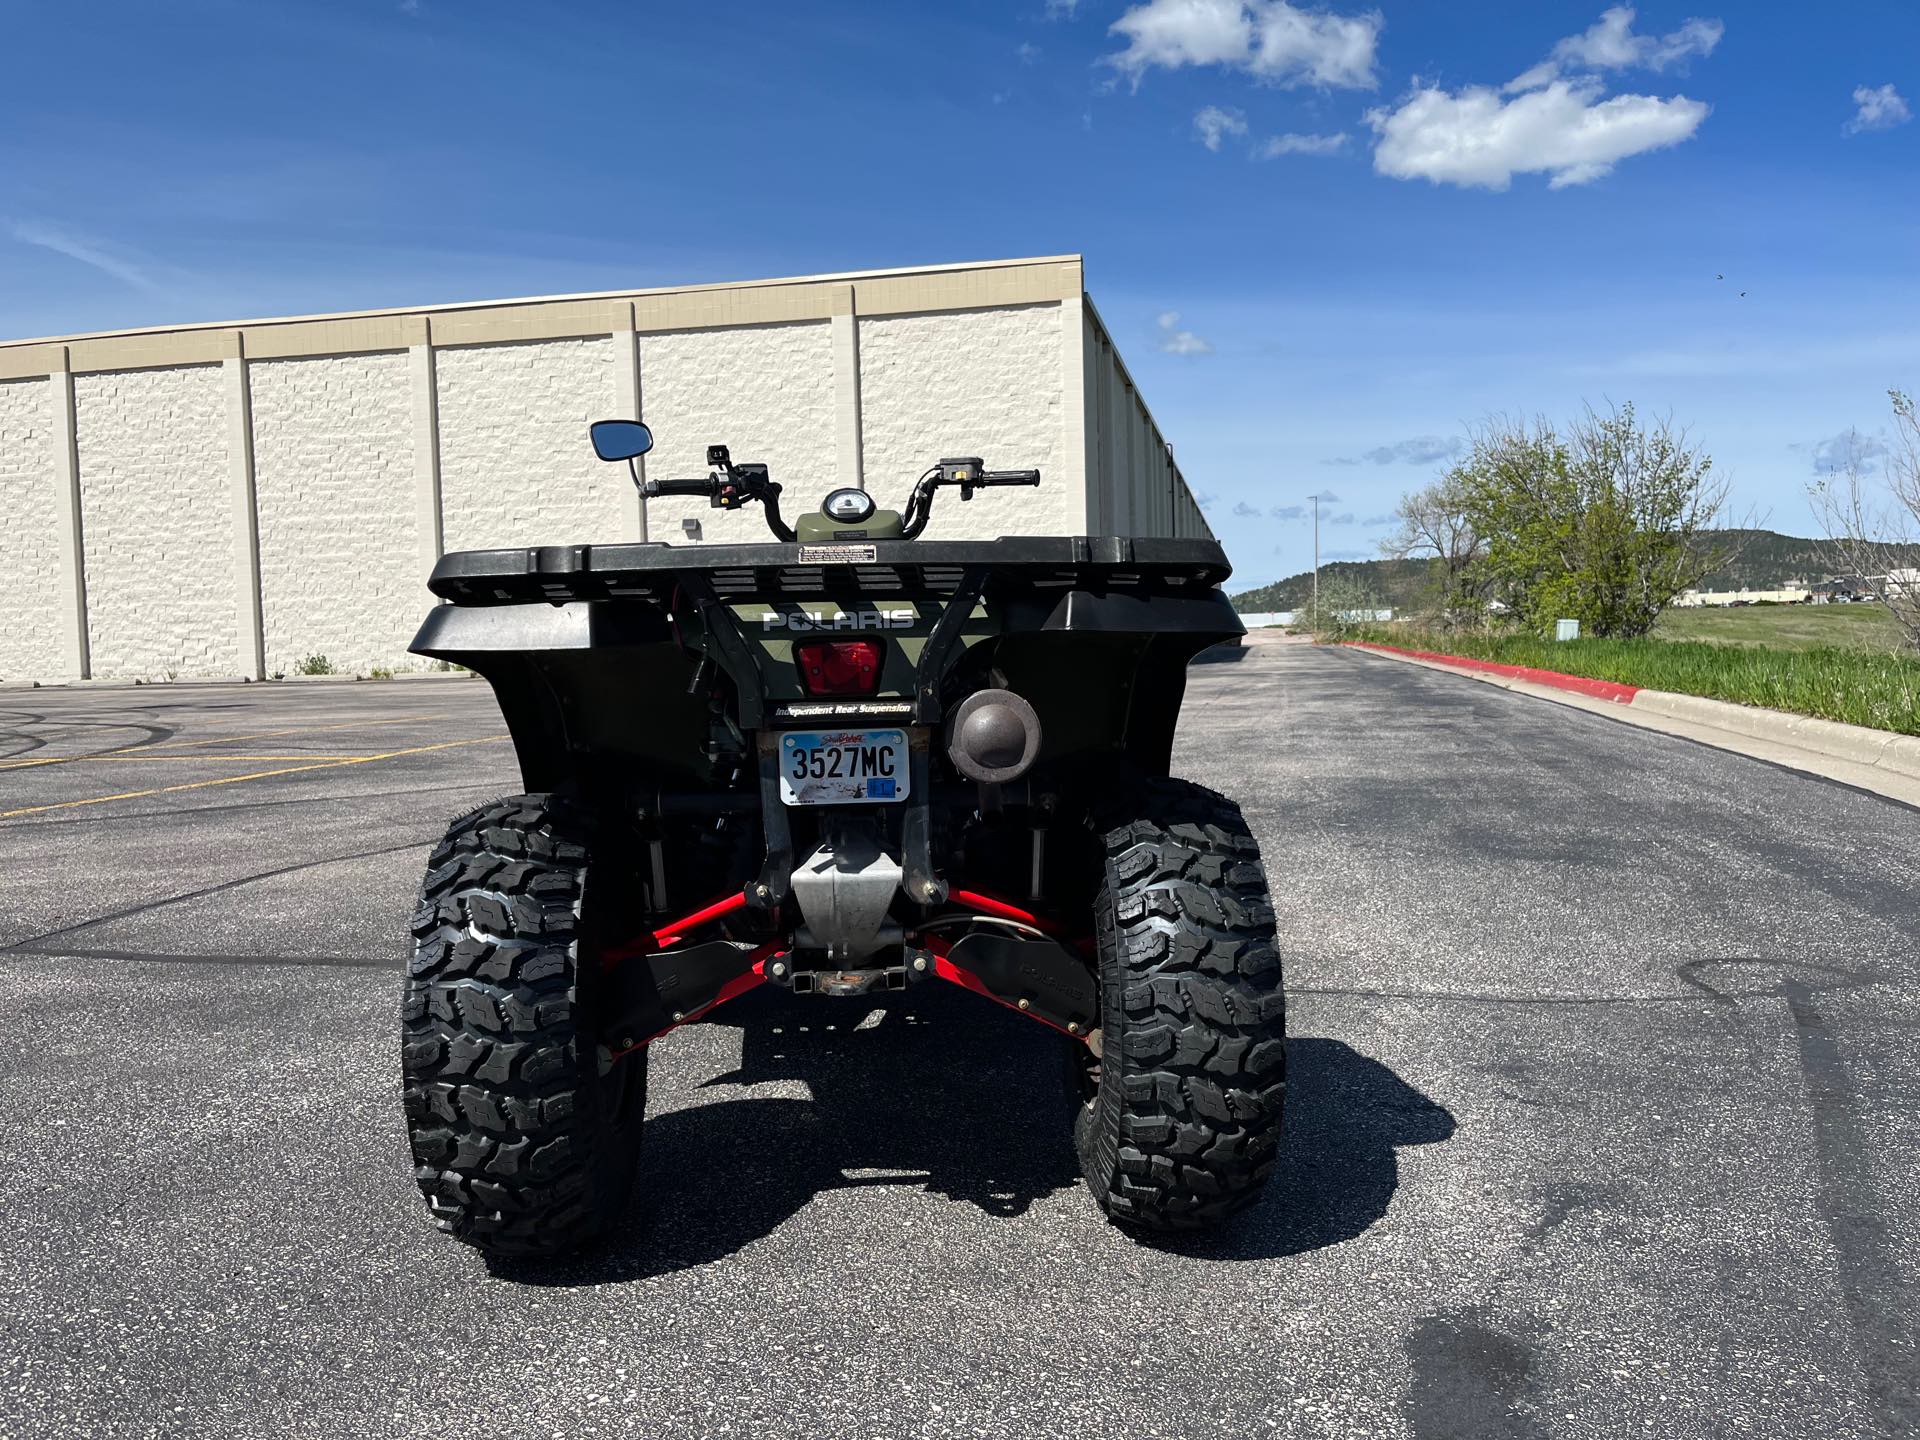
[762,608,915,632]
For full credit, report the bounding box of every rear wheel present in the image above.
[401,794,645,1257]
[1073,777,1287,1231]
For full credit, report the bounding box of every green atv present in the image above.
[401,419,1285,1257]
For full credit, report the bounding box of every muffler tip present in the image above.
[947,689,1042,784]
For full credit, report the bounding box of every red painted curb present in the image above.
[1345,641,1642,705]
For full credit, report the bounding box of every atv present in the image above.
[401,419,1285,1257]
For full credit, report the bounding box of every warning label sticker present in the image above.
[797,544,878,564]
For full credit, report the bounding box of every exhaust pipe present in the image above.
[946,689,1041,784]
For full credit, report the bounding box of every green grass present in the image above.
[1653,603,1908,653]
[1354,626,1920,736]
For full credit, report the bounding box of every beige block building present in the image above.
[0,255,1211,682]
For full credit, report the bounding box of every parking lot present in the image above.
[3,643,1917,1440]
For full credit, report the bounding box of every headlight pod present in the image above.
[822,487,877,524]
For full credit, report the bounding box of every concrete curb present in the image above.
[1346,641,1641,704]
[1,671,472,692]
[1627,689,1920,781]
[1343,640,1920,801]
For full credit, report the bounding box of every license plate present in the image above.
[778,728,910,806]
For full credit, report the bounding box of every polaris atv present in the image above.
[401,419,1285,1257]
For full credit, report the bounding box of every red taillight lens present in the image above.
[795,639,884,696]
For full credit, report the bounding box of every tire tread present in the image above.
[1076,776,1286,1231]
[401,793,642,1258]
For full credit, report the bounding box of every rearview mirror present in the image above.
[590,419,654,461]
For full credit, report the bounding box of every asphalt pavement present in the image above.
[1,645,1916,1440]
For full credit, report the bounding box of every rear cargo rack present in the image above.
[426,536,1232,606]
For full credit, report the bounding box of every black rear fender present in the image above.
[412,602,708,795]
[410,556,1236,794]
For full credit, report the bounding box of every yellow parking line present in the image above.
[0,735,508,819]
[0,714,447,772]
[55,753,382,763]
[144,715,448,750]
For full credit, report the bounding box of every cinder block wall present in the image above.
[74,365,239,678]
[252,352,417,678]
[0,257,1213,682]
[0,377,65,675]
[436,337,627,552]
[858,305,1069,542]
[639,321,839,545]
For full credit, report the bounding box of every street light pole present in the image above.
[1311,493,1320,624]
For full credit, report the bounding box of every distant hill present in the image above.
[1229,529,1918,613]
[1229,558,1432,614]
[1688,529,1918,590]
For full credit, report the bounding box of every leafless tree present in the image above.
[1295,570,1391,639]
[1380,470,1490,627]
[1810,391,1920,652]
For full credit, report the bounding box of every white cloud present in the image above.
[1249,2,1380,88]
[1325,435,1463,465]
[1508,6,1722,92]
[1046,0,1080,15]
[1156,310,1213,355]
[1258,130,1349,157]
[1232,500,1263,518]
[9,219,161,292]
[1106,0,1382,91]
[1554,7,1720,72]
[1369,78,1707,190]
[1846,83,1911,135]
[1194,105,1249,149]
[1806,430,1888,475]
[1017,42,1041,64]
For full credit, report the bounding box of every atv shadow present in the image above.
[491,988,1453,1285]
[492,985,1077,1285]
[1141,1036,1457,1263]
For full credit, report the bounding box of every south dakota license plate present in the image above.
[778,728,910,806]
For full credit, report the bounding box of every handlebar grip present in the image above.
[982,469,1041,485]
[644,478,718,498]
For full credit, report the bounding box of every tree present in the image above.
[1294,569,1390,639]
[1380,471,1490,628]
[1809,390,1920,653]
[1455,404,1737,638]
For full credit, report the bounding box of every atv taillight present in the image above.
[795,639,884,696]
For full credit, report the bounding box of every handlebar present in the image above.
[898,458,1042,539]
[597,432,1037,544]
[643,477,719,499]
[642,465,796,541]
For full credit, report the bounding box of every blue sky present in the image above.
[4,1,1917,587]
